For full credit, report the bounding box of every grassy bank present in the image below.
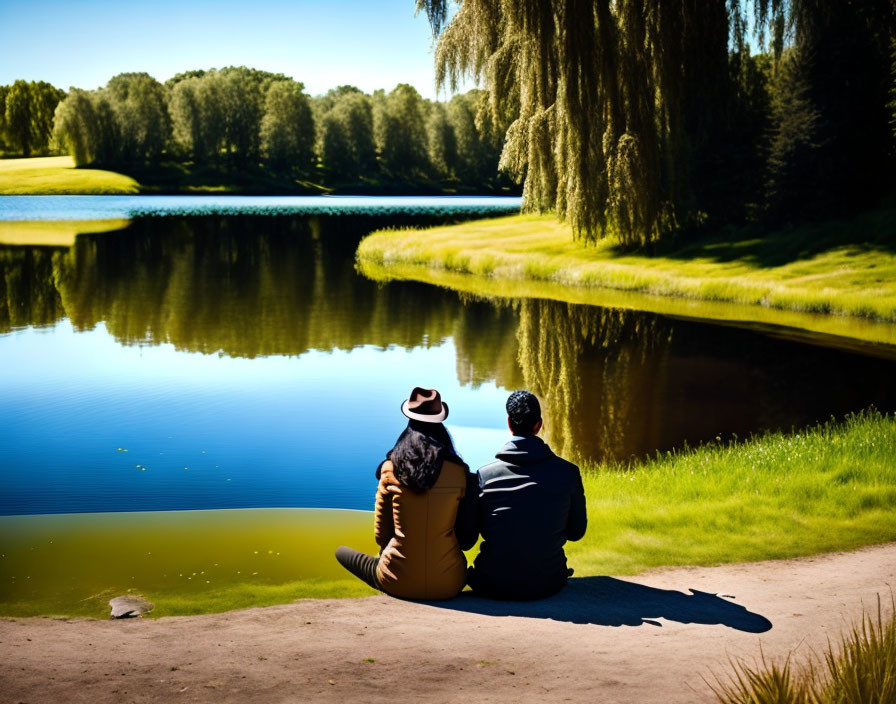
[1,412,892,618]
[0,219,132,247]
[571,410,896,576]
[357,210,896,327]
[0,156,140,194]
[0,156,322,195]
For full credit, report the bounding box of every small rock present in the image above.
[109,595,154,619]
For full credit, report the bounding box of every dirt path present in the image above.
[2,543,894,704]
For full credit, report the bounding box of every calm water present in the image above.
[2,205,895,518]
[0,194,523,220]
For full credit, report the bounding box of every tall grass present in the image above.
[712,595,896,703]
[570,410,896,576]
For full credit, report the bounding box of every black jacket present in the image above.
[468,435,587,600]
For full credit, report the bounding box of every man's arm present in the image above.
[454,471,480,551]
[566,467,587,541]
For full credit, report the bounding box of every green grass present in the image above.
[0,156,140,194]
[0,219,132,247]
[569,410,896,577]
[357,210,896,341]
[1,412,892,619]
[711,595,896,703]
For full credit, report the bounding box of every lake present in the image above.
[1,196,895,615]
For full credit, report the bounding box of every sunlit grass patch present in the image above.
[0,156,140,194]
[570,410,896,576]
[0,219,132,247]
[357,208,896,326]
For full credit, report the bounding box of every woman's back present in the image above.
[375,459,468,600]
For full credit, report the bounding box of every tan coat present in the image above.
[374,459,468,600]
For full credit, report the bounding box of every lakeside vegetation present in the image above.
[1,411,892,618]
[0,70,513,195]
[357,208,896,326]
[572,410,896,577]
[419,1,894,246]
[713,597,896,704]
[0,156,138,195]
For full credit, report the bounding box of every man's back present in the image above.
[469,435,587,600]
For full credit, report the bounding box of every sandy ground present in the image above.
[2,543,894,704]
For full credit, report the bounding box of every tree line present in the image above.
[419,0,896,244]
[0,67,509,191]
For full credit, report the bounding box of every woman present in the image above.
[335,387,479,600]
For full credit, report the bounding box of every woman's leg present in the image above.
[335,546,381,590]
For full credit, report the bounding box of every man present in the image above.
[467,390,587,600]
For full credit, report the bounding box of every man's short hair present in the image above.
[506,390,542,436]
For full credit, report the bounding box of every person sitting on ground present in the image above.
[335,387,479,600]
[466,390,587,600]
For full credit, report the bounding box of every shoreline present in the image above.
[3,542,893,703]
[356,210,896,345]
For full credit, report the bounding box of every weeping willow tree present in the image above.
[418,0,730,245]
[515,300,673,462]
[418,0,895,245]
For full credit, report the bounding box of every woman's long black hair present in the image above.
[386,419,466,492]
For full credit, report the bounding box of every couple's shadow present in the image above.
[426,576,772,632]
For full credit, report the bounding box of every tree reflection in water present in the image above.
[1,215,895,465]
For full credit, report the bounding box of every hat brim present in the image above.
[401,399,449,423]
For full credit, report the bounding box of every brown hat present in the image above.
[400,387,449,423]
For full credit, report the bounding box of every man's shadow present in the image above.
[426,576,772,632]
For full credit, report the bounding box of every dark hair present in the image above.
[387,419,465,492]
[507,390,542,436]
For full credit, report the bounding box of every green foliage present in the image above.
[105,73,170,163]
[2,79,64,157]
[320,109,356,181]
[53,89,117,166]
[712,596,896,704]
[319,89,377,182]
[260,80,315,174]
[420,1,896,244]
[23,65,509,191]
[426,102,458,179]
[447,90,503,189]
[375,83,431,180]
[420,1,732,245]
[765,50,820,221]
[751,1,895,218]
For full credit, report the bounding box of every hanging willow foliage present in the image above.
[418,0,733,245]
[418,0,894,245]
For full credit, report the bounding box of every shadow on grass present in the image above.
[426,576,772,633]
[607,206,896,268]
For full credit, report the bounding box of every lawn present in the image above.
[0,156,140,194]
[357,210,896,333]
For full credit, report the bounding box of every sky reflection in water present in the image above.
[1,210,895,517]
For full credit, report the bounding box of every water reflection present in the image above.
[1,215,895,475]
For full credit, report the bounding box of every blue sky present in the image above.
[0,0,471,99]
